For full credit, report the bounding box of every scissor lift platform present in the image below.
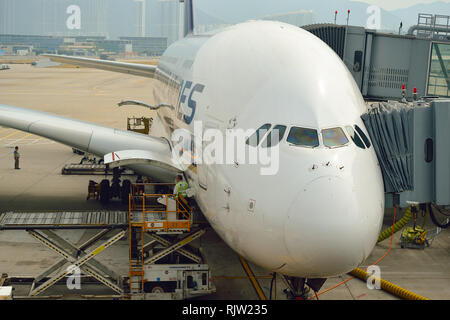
[0,211,129,297]
[0,182,214,299]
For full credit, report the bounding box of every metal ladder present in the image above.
[127,184,196,294]
[129,222,144,294]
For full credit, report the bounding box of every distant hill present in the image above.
[194,0,450,32]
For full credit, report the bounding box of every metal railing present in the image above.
[409,13,450,38]
[129,183,192,232]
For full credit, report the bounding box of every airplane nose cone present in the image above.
[284,176,378,278]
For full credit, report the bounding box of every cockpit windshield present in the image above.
[346,126,366,149]
[321,127,349,148]
[246,123,271,147]
[354,125,371,148]
[287,127,319,148]
[247,123,363,150]
[261,125,287,148]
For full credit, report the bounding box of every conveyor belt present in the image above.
[0,211,128,230]
[61,164,108,175]
[61,164,135,175]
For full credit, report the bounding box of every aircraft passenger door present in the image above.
[197,122,218,191]
[198,137,208,190]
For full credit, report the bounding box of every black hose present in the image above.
[428,203,450,229]
[269,273,276,300]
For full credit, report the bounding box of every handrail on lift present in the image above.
[129,183,193,233]
[127,182,194,293]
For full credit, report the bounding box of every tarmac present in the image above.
[0,63,449,300]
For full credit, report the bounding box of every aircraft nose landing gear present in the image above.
[282,276,327,300]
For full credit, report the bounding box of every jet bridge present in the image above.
[304,13,450,100]
[361,99,450,214]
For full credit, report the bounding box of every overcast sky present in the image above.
[351,0,450,10]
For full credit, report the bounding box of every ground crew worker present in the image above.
[173,175,188,199]
[13,146,20,170]
[173,175,189,219]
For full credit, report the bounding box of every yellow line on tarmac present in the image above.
[1,131,21,139]
[239,256,267,300]
[9,133,33,143]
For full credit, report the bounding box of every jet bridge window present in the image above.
[261,125,287,148]
[246,124,272,147]
[345,126,366,149]
[287,127,319,148]
[427,42,450,98]
[321,127,349,148]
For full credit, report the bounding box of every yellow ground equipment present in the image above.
[127,117,153,135]
[400,226,428,249]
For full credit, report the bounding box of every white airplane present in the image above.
[0,1,384,295]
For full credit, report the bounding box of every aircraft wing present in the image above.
[43,54,157,79]
[0,104,182,181]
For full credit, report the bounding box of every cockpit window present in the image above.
[321,127,349,148]
[261,125,287,148]
[354,125,371,148]
[287,127,319,148]
[345,126,366,149]
[246,124,272,147]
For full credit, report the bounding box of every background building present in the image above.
[0,0,182,44]
[119,36,167,55]
[146,0,182,45]
[0,0,108,37]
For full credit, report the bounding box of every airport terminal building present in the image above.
[0,0,108,37]
[0,0,182,43]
